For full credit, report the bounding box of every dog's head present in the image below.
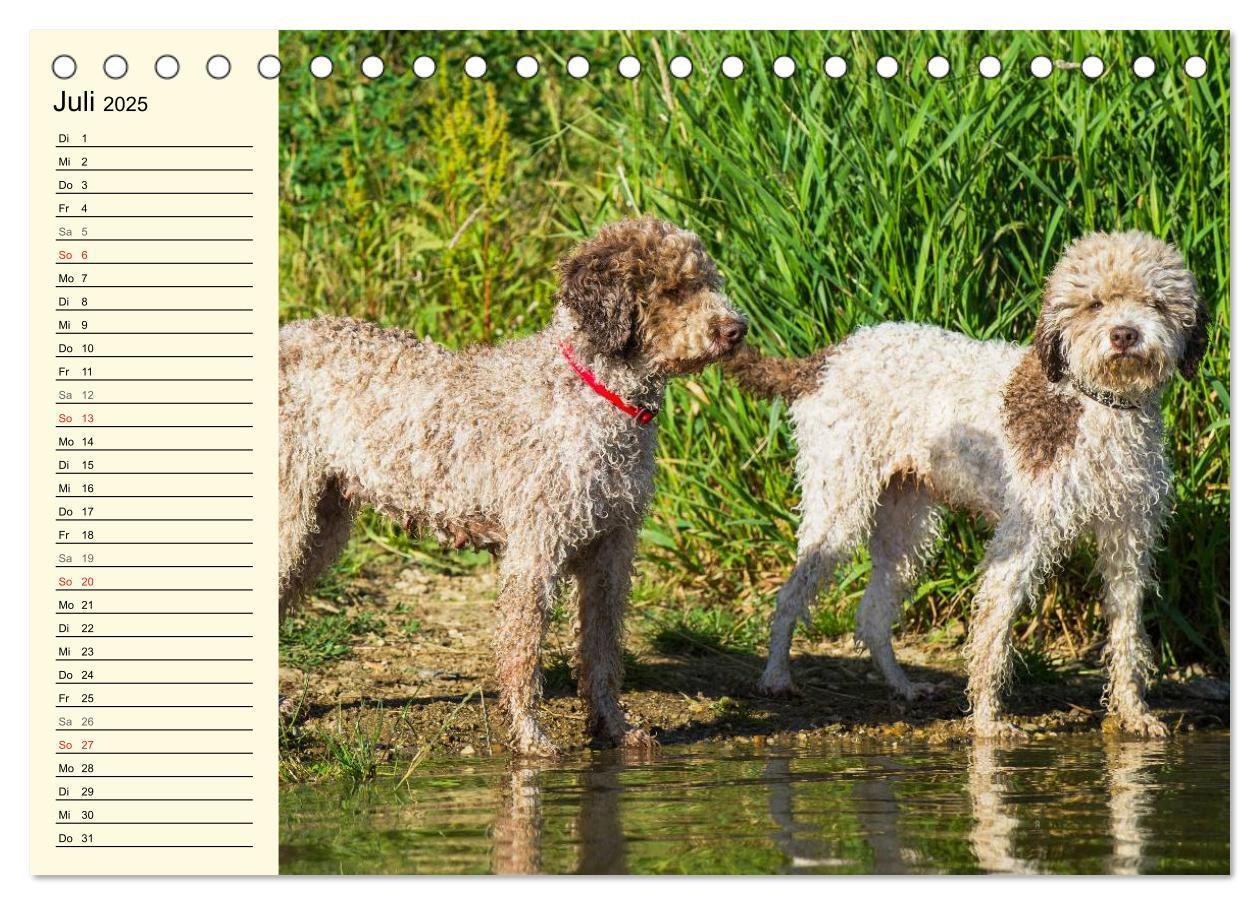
[1033,230,1208,394]
[555,217,747,375]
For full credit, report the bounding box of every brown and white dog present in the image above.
[279,217,746,754]
[727,231,1207,737]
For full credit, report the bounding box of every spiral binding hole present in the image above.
[516,56,540,79]
[103,55,128,79]
[206,55,231,79]
[669,56,693,79]
[154,55,179,79]
[412,56,436,79]
[52,54,76,79]
[258,55,282,79]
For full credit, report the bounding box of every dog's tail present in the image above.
[722,344,831,402]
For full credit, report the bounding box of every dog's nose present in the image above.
[1110,325,1140,351]
[718,318,747,346]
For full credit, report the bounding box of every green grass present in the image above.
[281,702,396,785]
[647,604,763,658]
[280,611,386,669]
[280,30,1229,670]
[1011,644,1076,685]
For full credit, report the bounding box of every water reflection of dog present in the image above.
[1106,738,1161,875]
[968,741,1037,874]
[575,752,628,874]
[766,753,910,873]
[766,755,838,872]
[967,738,1161,874]
[491,751,635,875]
[492,766,543,874]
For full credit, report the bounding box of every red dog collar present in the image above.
[559,342,656,425]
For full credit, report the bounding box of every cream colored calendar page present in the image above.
[29,30,279,875]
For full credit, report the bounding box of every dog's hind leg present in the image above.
[287,479,358,610]
[278,438,322,615]
[571,526,650,748]
[855,478,942,700]
[278,434,357,616]
[759,465,879,696]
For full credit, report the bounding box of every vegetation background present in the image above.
[279,30,1229,673]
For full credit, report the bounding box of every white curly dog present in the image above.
[726,231,1208,738]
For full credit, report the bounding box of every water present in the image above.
[280,731,1229,875]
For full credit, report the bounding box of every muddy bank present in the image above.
[279,562,1229,775]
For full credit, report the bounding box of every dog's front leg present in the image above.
[494,566,560,756]
[572,527,653,749]
[965,522,1053,738]
[1095,518,1167,738]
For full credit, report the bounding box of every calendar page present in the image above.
[29,30,280,875]
[28,28,1231,877]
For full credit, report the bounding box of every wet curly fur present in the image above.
[733,231,1207,739]
[279,217,746,755]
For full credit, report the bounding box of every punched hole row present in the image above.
[50,52,1210,82]
[320,52,1211,81]
[51,53,283,80]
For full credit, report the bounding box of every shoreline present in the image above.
[279,563,1229,779]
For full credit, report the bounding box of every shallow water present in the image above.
[280,731,1229,875]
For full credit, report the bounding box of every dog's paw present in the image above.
[621,727,658,751]
[757,675,801,698]
[586,709,642,749]
[514,734,560,758]
[1104,711,1169,739]
[512,720,561,758]
[898,680,946,702]
[972,717,1029,741]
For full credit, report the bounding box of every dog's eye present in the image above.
[1088,300,1104,311]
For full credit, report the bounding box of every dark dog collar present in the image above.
[1070,377,1142,411]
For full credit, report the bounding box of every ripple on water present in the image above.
[279,731,1229,875]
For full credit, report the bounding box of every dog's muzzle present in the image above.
[713,316,748,355]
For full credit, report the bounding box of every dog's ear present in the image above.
[555,239,636,356]
[1179,299,1210,380]
[1033,314,1066,383]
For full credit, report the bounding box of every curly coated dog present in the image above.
[726,231,1207,738]
[279,217,747,754]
